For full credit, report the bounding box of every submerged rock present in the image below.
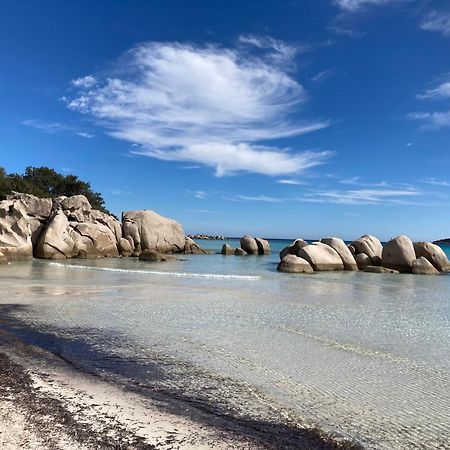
[234,247,247,256]
[412,257,440,275]
[364,266,399,274]
[298,242,344,271]
[0,250,8,264]
[184,236,206,254]
[277,255,314,273]
[382,235,416,273]
[139,249,176,262]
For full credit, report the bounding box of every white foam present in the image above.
[48,262,260,280]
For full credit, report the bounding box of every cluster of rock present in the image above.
[278,234,450,276]
[188,234,225,240]
[0,192,203,263]
[221,235,270,256]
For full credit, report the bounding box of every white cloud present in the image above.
[408,111,450,129]
[417,77,450,100]
[421,178,450,187]
[185,190,208,199]
[22,119,94,138]
[66,40,330,177]
[277,178,307,185]
[334,0,402,11]
[303,188,422,205]
[226,194,283,203]
[420,10,450,37]
[71,75,97,88]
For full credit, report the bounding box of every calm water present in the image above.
[0,239,449,449]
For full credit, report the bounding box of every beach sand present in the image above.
[0,330,264,450]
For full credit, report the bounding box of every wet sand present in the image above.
[0,329,359,449]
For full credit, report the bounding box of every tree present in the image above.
[0,166,111,214]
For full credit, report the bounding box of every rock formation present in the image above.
[240,235,259,255]
[381,235,416,273]
[414,242,450,272]
[350,235,383,266]
[412,257,439,275]
[279,239,308,260]
[221,244,234,255]
[234,248,247,256]
[320,237,358,271]
[277,255,314,273]
[0,250,8,264]
[255,237,270,255]
[298,242,344,271]
[139,249,176,262]
[122,210,185,255]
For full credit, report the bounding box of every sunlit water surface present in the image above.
[0,239,449,449]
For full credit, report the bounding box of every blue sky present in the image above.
[1,0,450,240]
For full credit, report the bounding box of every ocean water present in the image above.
[0,239,449,449]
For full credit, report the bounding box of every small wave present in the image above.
[48,262,260,280]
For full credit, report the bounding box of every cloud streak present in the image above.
[66,39,330,176]
[420,10,450,37]
[334,0,403,12]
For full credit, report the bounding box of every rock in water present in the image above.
[298,242,344,271]
[355,253,373,270]
[118,238,133,257]
[413,242,450,272]
[364,266,399,274]
[350,235,383,261]
[184,237,206,254]
[412,257,440,275]
[277,255,314,273]
[234,247,247,256]
[279,239,308,260]
[221,244,234,255]
[255,237,270,255]
[122,210,185,255]
[240,235,258,255]
[0,250,8,264]
[139,249,175,262]
[320,237,358,271]
[382,235,416,273]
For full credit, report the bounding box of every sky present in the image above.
[1,0,450,240]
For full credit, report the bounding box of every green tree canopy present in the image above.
[0,166,110,214]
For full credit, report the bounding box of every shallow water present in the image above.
[0,240,449,449]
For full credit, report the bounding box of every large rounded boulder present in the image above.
[298,242,344,271]
[240,235,258,255]
[255,237,270,255]
[221,244,234,255]
[320,237,358,271]
[350,235,383,264]
[279,239,308,260]
[123,210,185,255]
[413,242,450,272]
[382,235,416,273]
[412,257,439,275]
[277,255,314,273]
[355,253,373,270]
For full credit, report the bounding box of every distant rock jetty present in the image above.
[433,238,450,245]
[276,235,450,276]
[0,192,206,263]
[188,234,225,240]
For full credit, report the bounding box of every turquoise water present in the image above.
[0,239,449,449]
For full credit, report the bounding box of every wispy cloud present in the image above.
[277,178,308,185]
[334,0,405,11]
[225,194,283,203]
[408,111,450,129]
[66,39,331,177]
[420,10,450,37]
[417,76,450,100]
[185,190,208,199]
[310,69,334,84]
[421,177,450,187]
[22,119,94,138]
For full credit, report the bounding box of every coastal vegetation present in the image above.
[0,166,110,214]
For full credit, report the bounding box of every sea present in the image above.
[0,238,449,449]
